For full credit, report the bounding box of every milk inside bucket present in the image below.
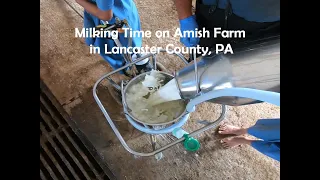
[122,70,188,126]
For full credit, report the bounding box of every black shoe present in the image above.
[135,61,153,74]
[133,53,153,74]
[123,61,169,77]
[123,60,153,77]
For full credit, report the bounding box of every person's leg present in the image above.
[112,0,155,75]
[247,118,280,141]
[219,119,280,141]
[251,141,280,161]
[83,11,96,46]
[220,137,280,162]
[82,8,125,70]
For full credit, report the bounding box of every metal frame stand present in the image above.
[93,50,227,158]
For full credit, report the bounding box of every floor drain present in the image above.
[40,80,115,180]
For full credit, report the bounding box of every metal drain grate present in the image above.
[40,80,116,180]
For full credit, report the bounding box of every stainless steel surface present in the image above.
[175,58,207,99]
[193,52,200,95]
[197,120,210,125]
[150,135,157,151]
[152,54,157,70]
[122,71,188,126]
[175,35,280,106]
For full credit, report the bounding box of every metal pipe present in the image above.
[106,77,121,91]
[193,52,199,94]
[152,54,157,70]
[188,105,227,137]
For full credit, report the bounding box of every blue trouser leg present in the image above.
[251,141,280,161]
[83,11,125,70]
[247,118,280,161]
[82,0,143,71]
[83,11,96,46]
[248,118,280,141]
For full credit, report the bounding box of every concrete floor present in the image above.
[40,0,280,179]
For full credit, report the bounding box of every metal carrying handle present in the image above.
[193,52,200,94]
[189,51,200,95]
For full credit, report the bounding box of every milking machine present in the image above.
[93,18,280,160]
